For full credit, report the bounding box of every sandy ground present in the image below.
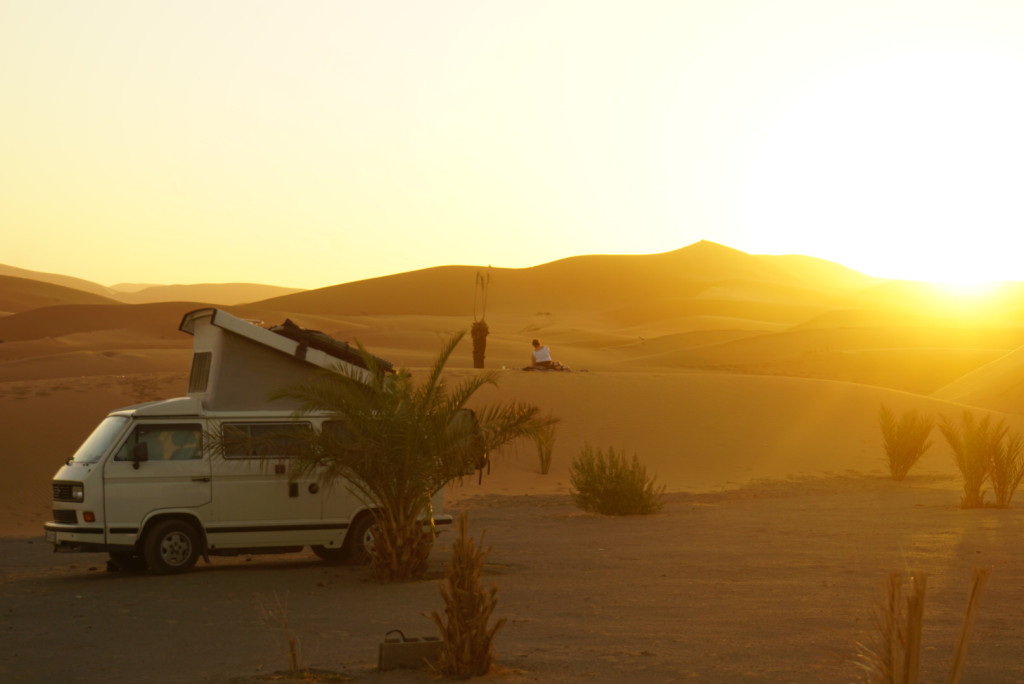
[4,244,1024,681]
[3,476,1024,683]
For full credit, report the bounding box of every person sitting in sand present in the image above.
[530,339,569,371]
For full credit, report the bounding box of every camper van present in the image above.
[44,308,454,573]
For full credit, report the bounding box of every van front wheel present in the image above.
[108,550,148,573]
[144,520,201,573]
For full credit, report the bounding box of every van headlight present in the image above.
[52,482,85,502]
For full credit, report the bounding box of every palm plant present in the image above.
[988,424,1024,508]
[878,404,933,481]
[429,513,506,677]
[471,268,490,369]
[274,330,556,581]
[534,421,557,475]
[939,412,994,509]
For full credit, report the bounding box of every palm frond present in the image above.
[256,331,559,581]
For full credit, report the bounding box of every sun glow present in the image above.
[743,45,1024,286]
[933,278,1003,298]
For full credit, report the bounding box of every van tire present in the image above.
[345,514,377,565]
[311,545,347,564]
[143,520,201,573]
[108,550,148,573]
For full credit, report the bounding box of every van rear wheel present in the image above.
[311,545,347,564]
[144,520,201,573]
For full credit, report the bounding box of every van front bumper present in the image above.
[44,522,114,553]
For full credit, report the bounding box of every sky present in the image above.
[3,1,1024,290]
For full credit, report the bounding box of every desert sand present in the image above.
[3,241,1024,682]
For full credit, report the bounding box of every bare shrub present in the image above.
[853,572,926,684]
[854,569,990,684]
[257,591,304,676]
[948,568,992,684]
[939,412,1024,508]
[569,444,665,515]
[429,513,506,678]
[878,404,933,481]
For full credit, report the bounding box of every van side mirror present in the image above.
[131,443,149,470]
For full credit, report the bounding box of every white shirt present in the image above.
[532,346,552,363]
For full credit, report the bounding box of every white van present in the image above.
[44,308,455,573]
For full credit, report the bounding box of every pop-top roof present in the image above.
[178,308,394,375]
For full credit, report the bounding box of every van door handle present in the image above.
[192,477,211,482]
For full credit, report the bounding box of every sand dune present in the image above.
[0,301,206,342]
[933,344,1024,414]
[112,282,305,305]
[0,264,116,299]
[449,368,990,503]
[254,241,868,318]
[0,275,119,315]
[3,240,1024,541]
[758,252,885,290]
[0,263,307,308]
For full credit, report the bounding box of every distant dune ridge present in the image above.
[3,239,1024,536]
[0,263,303,310]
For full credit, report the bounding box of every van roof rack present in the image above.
[269,318,394,373]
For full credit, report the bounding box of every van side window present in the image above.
[188,352,213,393]
[114,424,203,461]
[322,420,353,441]
[221,422,312,459]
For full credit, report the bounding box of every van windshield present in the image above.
[69,416,131,464]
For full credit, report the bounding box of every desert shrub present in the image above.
[569,444,665,515]
[878,404,933,481]
[939,412,1024,508]
[429,513,506,678]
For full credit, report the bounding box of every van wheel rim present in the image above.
[160,532,192,566]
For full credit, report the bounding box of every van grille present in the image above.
[52,510,77,524]
[52,483,75,501]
